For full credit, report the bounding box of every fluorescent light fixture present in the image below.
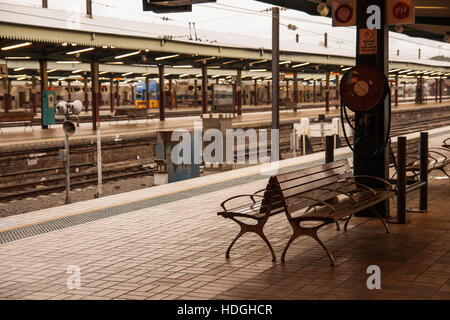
[212,74,221,78]
[124,79,133,83]
[4,56,31,60]
[99,71,109,75]
[279,61,291,65]
[105,61,124,65]
[179,74,190,78]
[122,72,133,76]
[195,74,202,78]
[389,69,401,73]
[207,66,220,69]
[14,67,26,71]
[47,69,58,73]
[57,61,81,64]
[72,69,83,74]
[293,62,310,68]
[115,51,141,59]
[69,75,80,78]
[341,66,352,71]
[17,76,27,81]
[2,42,32,51]
[222,59,239,65]
[62,43,68,47]
[399,69,412,74]
[58,77,67,81]
[194,57,216,63]
[142,72,151,76]
[249,69,266,72]
[249,59,267,66]
[155,54,179,61]
[173,65,193,68]
[67,47,95,55]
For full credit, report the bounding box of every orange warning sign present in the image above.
[359,29,377,55]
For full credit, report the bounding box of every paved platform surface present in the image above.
[1,101,448,148]
[0,130,449,300]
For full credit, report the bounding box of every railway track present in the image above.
[1,114,449,203]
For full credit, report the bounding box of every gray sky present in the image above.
[4,0,450,60]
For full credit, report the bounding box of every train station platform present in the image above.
[1,101,449,148]
[0,126,449,300]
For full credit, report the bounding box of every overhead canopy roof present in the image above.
[258,0,450,42]
[0,2,448,84]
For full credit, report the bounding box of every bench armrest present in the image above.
[346,175,394,191]
[220,194,265,211]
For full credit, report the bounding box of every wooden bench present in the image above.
[218,159,394,266]
[0,112,35,133]
[113,108,156,125]
[390,136,450,180]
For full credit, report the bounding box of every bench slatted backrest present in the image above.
[0,112,34,122]
[389,137,421,169]
[274,159,353,216]
[258,177,286,216]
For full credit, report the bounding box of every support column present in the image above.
[3,79,11,113]
[110,75,114,112]
[39,60,48,129]
[236,69,242,116]
[31,75,37,114]
[67,80,72,102]
[403,81,406,99]
[115,80,119,106]
[254,79,258,106]
[145,76,150,109]
[272,6,280,131]
[202,64,208,114]
[395,73,399,106]
[286,79,290,105]
[435,78,438,102]
[158,64,165,121]
[313,80,316,103]
[168,78,173,110]
[84,75,89,111]
[325,72,330,113]
[293,72,299,107]
[354,0,389,218]
[336,74,340,100]
[194,78,198,107]
[267,81,271,103]
[91,59,100,131]
[439,76,443,103]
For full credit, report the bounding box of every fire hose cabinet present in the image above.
[42,90,56,126]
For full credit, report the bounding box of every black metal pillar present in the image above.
[90,58,100,131]
[325,72,330,113]
[272,6,280,130]
[439,76,443,103]
[194,78,198,108]
[158,64,165,121]
[202,64,208,114]
[236,69,242,116]
[145,76,150,109]
[354,0,390,218]
[39,60,48,129]
[109,75,114,112]
[395,73,399,106]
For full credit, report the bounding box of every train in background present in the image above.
[1,78,448,110]
[134,81,159,108]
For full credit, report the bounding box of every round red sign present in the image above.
[393,2,410,20]
[335,4,353,24]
